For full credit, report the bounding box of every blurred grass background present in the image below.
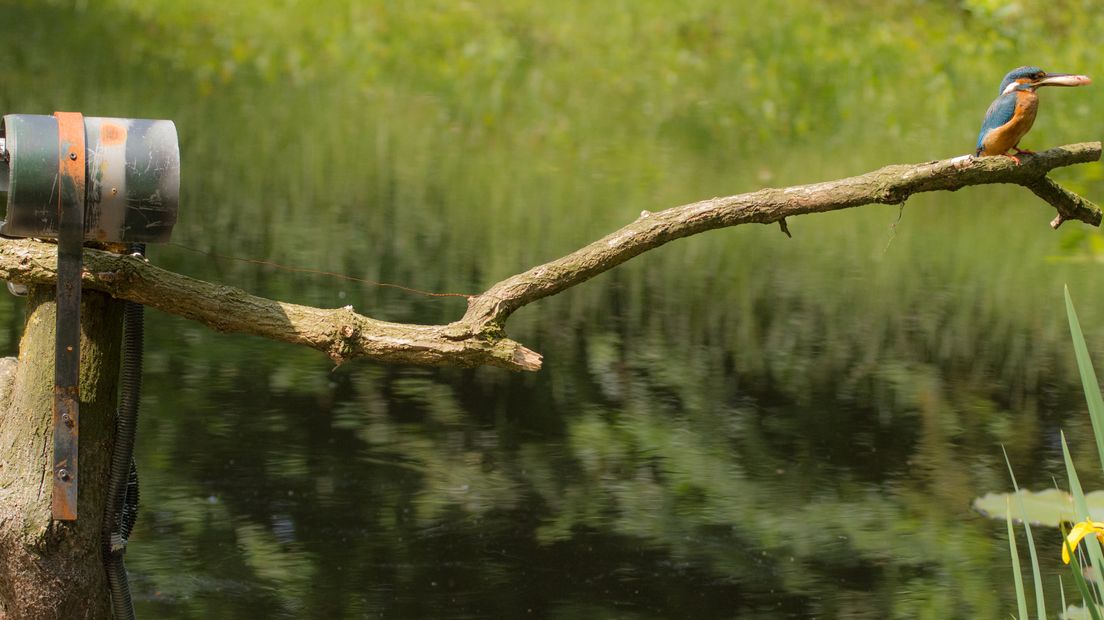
[3,0,1103,408]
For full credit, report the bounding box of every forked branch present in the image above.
[1,142,1100,371]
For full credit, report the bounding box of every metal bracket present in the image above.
[52,111,85,521]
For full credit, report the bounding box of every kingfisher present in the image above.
[975,66,1091,163]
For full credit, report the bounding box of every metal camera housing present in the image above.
[0,114,179,242]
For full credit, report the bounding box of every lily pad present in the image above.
[1063,604,1099,620]
[972,489,1104,526]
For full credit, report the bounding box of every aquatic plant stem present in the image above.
[0,143,1100,372]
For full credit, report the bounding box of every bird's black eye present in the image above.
[1034,72,1045,79]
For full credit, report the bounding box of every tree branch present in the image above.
[1,143,1099,371]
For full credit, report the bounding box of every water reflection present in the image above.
[101,307,1085,619]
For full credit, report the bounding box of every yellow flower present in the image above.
[1063,520,1104,564]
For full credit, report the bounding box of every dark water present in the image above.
[86,293,1081,620]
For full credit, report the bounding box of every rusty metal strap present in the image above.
[52,111,85,521]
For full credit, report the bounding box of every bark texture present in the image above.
[0,144,1099,376]
[0,288,122,619]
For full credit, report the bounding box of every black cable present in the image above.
[103,243,145,620]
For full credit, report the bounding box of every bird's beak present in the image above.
[1034,72,1092,88]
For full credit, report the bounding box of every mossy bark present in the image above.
[0,287,122,619]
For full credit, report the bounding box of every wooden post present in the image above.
[0,286,123,619]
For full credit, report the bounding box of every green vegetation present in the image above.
[1053,291,1104,618]
[4,0,1104,617]
[997,291,1104,617]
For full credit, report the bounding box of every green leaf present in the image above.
[1065,286,1104,470]
[972,488,1104,525]
[1004,447,1046,618]
[1007,497,1029,620]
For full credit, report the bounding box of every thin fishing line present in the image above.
[167,241,475,299]
[882,203,906,255]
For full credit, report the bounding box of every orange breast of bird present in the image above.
[981,90,1039,155]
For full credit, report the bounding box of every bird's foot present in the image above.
[1013,147,1035,156]
[1000,153,1022,165]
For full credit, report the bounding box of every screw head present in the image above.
[68,152,78,161]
